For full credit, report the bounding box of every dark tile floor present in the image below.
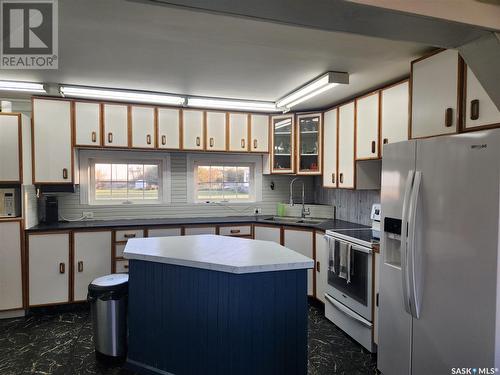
[0,302,377,375]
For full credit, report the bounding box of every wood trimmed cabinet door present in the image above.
[271,114,295,174]
[283,228,314,296]
[337,102,355,189]
[322,108,338,188]
[380,80,409,155]
[0,113,21,183]
[297,113,322,175]
[131,106,155,149]
[410,49,461,139]
[182,110,204,150]
[28,232,70,306]
[103,103,129,148]
[464,66,500,130]
[249,114,269,152]
[73,231,112,302]
[228,113,249,152]
[314,231,328,304]
[157,108,180,149]
[33,98,73,184]
[205,111,227,151]
[74,101,101,147]
[356,92,380,160]
[253,224,281,244]
[0,220,23,311]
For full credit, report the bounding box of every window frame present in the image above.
[79,150,171,206]
[187,153,263,204]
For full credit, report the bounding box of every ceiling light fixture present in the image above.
[187,97,280,112]
[0,80,46,93]
[276,71,349,109]
[60,86,186,106]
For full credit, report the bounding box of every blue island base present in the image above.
[126,259,308,375]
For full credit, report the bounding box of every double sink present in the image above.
[262,216,326,225]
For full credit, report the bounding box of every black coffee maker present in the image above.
[45,196,59,223]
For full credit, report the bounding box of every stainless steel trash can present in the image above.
[88,274,129,357]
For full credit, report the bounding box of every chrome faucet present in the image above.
[289,177,310,219]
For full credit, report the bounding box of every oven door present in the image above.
[325,236,373,321]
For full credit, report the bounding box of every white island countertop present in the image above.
[123,234,314,274]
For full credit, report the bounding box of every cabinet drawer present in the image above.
[115,243,126,258]
[115,229,144,242]
[219,225,251,236]
[115,260,129,273]
[147,227,182,237]
[184,226,216,235]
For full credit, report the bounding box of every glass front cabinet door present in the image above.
[271,115,295,173]
[297,113,322,175]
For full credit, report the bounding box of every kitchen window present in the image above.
[79,150,170,205]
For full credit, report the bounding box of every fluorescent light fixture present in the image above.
[0,80,46,93]
[187,97,279,112]
[276,71,349,109]
[60,86,185,105]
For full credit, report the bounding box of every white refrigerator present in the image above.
[378,129,500,375]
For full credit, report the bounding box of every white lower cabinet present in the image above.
[283,228,314,296]
[115,260,129,273]
[73,231,112,302]
[0,221,23,310]
[314,231,328,304]
[28,232,70,306]
[184,226,216,235]
[147,227,182,237]
[253,225,281,244]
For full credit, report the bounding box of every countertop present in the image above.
[26,215,369,232]
[124,234,315,274]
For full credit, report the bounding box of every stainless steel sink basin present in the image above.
[262,216,325,225]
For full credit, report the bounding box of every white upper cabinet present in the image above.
[205,111,227,151]
[131,106,155,149]
[464,66,500,130]
[0,114,21,182]
[337,102,355,189]
[356,92,380,160]
[229,113,249,151]
[182,110,204,150]
[322,108,338,188]
[250,114,269,152]
[157,108,180,149]
[33,98,73,184]
[411,49,460,138]
[74,102,101,146]
[103,104,129,147]
[0,221,23,311]
[381,80,409,154]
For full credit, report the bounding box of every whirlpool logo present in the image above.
[451,368,499,374]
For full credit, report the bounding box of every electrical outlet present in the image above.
[254,208,261,214]
[83,211,94,219]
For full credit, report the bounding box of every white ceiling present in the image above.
[0,0,430,111]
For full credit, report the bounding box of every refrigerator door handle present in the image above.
[407,170,422,319]
[401,170,415,315]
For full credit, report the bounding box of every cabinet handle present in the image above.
[230,229,241,234]
[62,168,68,180]
[445,108,453,127]
[316,261,320,272]
[78,261,83,273]
[108,132,113,143]
[196,136,200,146]
[59,262,65,274]
[331,173,335,184]
[241,139,245,149]
[91,131,97,143]
[339,173,344,184]
[123,233,136,239]
[470,99,480,120]
[383,138,388,144]
[253,139,258,149]
[371,141,376,154]
[146,134,152,145]
[123,264,129,269]
[161,135,167,145]
[210,137,214,147]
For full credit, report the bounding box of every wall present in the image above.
[314,177,380,226]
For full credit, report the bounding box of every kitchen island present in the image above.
[124,234,314,375]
